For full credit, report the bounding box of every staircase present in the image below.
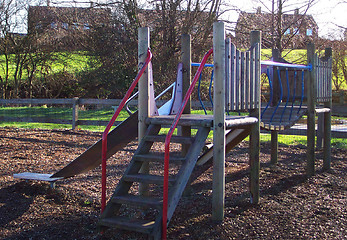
[98,119,210,239]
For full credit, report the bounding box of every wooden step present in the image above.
[112,194,162,209]
[123,173,175,185]
[145,135,194,144]
[146,114,214,127]
[99,216,155,234]
[134,153,185,163]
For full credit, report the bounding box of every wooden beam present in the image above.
[249,30,261,204]
[138,27,150,194]
[306,42,316,177]
[270,130,278,165]
[180,34,192,155]
[212,21,226,221]
[323,47,332,170]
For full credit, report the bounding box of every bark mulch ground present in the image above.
[0,127,346,239]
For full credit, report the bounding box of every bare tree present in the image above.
[235,0,318,57]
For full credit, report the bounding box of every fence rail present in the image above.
[0,98,212,129]
[0,98,345,138]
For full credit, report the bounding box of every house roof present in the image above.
[236,10,318,34]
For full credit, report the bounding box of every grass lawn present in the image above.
[0,106,345,149]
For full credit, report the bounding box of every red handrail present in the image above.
[162,49,213,239]
[101,49,152,213]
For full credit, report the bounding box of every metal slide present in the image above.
[51,111,139,178]
[13,63,183,182]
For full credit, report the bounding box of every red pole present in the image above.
[101,49,152,213]
[162,49,213,239]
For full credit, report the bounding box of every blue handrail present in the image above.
[191,62,214,68]
[261,67,273,119]
[209,70,214,108]
[261,61,312,71]
[197,72,207,115]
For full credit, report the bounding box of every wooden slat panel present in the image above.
[225,38,231,111]
[250,46,255,109]
[231,43,237,111]
[246,51,250,109]
[224,42,260,111]
[254,43,260,109]
[240,51,245,110]
[236,48,240,111]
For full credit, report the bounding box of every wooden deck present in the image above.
[146,114,258,129]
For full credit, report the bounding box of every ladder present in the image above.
[98,120,210,239]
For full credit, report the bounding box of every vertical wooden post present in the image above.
[249,30,261,204]
[306,42,316,177]
[270,131,278,164]
[272,49,280,105]
[270,49,279,165]
[323,47,332,170]
[72,97,79,130]
[212,21,226,221]
[138,27,150,194]
[339,91,344,105]
[317,113,323,149]
[180,34,191,154]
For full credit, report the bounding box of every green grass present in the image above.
[0,51,95,83]
[0,106,345,149]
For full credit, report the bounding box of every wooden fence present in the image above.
[0,97,345,139]
[0,98,209,130]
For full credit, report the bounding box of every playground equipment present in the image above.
[97,23,332,240]
[14,21,332,240]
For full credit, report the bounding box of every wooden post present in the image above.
[72,97,79,130]
[270,49,280,165]
[306,42,316,177]
[270,131,278,164]
[323,47,332,170]
[249,30,261,204]
[212,21,226,221]
[317,113,323,149]
[272,49,280,106]
[138,27,150,194]
[339,91,344,105]
[180,34,191,154]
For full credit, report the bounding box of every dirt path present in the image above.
[0,127,346,239]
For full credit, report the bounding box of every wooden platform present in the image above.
[146,114,258,128]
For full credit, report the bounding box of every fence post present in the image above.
[339,91,345,105]
[306,42,316,176]
[72,97,79,130]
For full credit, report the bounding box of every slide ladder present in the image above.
[97,121,210,239]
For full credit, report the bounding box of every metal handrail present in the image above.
[162,49,213,240]
[100,48,152,213]
[261,60,312,71]
[124,82,176,115]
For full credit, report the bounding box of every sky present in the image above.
[223,0,346,39]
